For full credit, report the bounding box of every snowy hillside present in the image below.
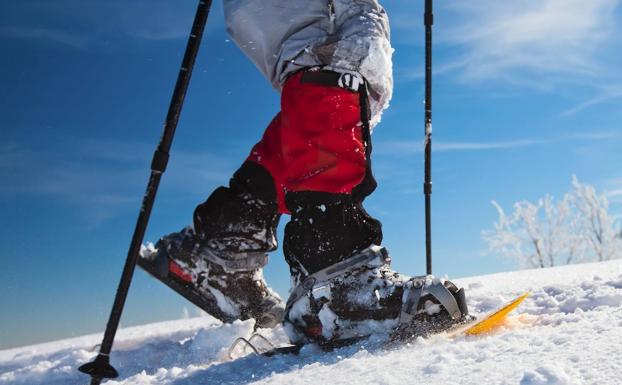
[2,259,622,385]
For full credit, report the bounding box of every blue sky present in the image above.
[1,0,621,349]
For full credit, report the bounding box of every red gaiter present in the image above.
[247,71,367,214]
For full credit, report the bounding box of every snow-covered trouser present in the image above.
[224,0,393,127]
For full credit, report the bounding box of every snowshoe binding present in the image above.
[282,245,470,344]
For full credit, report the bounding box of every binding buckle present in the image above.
[398,277,467,327]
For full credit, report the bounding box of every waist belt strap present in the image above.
[300,68,364,93]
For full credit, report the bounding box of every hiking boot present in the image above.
[281,191,468,343]
[140,227,284,328]
[283,191,383,283]
[282,245,469,343]
[138,161,284,328]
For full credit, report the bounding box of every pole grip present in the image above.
[424,11,433,26]
[424,182,432,195]
[151,149,170,173]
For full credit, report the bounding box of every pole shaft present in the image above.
[85,1,212,384]
[424,0,433,275]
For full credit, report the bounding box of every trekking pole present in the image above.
[423,0,433,275]
[78,1,212,384]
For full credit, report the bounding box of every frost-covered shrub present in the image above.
[483,176,621,268]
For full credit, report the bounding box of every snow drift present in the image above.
[2,259,621,385]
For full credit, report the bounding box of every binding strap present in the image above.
[284,246,390,321]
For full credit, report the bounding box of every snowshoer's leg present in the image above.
[246,70,376,217]
[139,161,285,328]
[273,69,469,343]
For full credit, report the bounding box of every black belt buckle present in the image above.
[337,72,361,92]
[300,69,361,92]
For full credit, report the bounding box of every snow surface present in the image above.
[2,259,622,385]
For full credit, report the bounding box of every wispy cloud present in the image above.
[0,139,235,226]
[605,177,622,204]
[0,1,225,49]
[375,132,620,156]
[376,139,537,155]
[0,26,87,49]
[376,139,545,156]
[562,85,622,115]
[398,59,470,82]
[113,2,222,41]
[396,0,622,113]
[440,0,620,83]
